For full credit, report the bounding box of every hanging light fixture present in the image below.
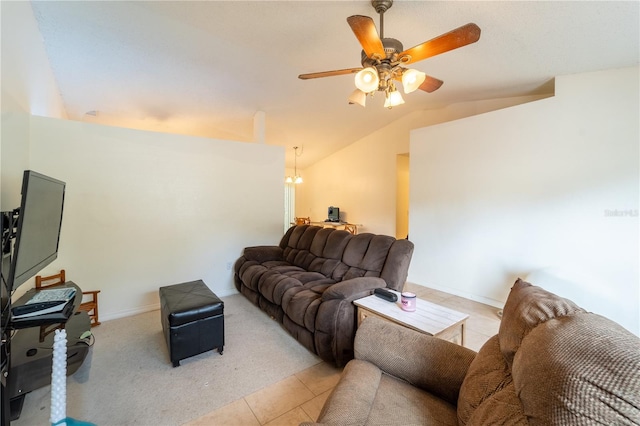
[384,84,405,109]
[285,146,303,184]
[401,69,426,93]
[354,67,380,93]
[384,90,404,109]
[346,5,425,110]
[348,89,367,107]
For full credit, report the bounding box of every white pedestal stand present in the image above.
[50,329,67,425]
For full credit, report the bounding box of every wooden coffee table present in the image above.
[354,289,469,346]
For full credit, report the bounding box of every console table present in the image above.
[354,289,469,346]
[310,222,362,234]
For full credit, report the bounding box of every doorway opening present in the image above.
[396,153,409,239]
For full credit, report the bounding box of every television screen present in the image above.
[328,206,340,222]
[7,171,65,294]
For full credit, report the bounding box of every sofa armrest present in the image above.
[242,246,283,263]
[321,277,386,302]
[355,316,477,405]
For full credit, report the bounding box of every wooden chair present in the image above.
[294,217,311,225]
[343,224,358,235]
[35,269,101,327]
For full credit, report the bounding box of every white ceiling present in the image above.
[30,1,639,168]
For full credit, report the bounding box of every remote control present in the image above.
[373,288,398,302]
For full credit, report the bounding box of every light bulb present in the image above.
[384,90,405,109]
[354,67,379,93]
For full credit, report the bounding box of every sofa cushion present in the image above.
[513,312,640,425]
[499,278,585,369]
[356,316,475,406]
[342,234,395,281]
[284,289,323,331]
[493,278,640,425]
[257,271,303,305]
[282,226,322,269]
[457,335,526,425]
[318,359,458,425]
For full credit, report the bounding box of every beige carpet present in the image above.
[13,294,322,426]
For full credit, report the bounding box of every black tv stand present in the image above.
[5,282,92,422]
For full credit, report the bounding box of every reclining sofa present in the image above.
[306,279,640,425]
[233,225,414,366]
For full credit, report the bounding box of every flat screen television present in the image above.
[328,206,340,222]
[6,170,66,294]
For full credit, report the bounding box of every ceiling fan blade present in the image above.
[418,75,444,93]
[347,15,386,59]
[394,74,444,93]
[399,23,481,65]
[298,68,362,80]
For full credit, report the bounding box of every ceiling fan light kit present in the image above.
[299,0,481,109]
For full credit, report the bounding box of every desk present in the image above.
[310,222,362,234]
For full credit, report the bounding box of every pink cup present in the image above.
[401,292,416,312]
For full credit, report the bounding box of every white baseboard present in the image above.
[100,303,161,322]
[96,287,239,323]
[406,281,505,309]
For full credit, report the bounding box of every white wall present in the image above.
[298,96,547,236]
[1,1,285,320]
[19,117,284,320]
[0,1,67,118]
[410,66,639,335]
[1,0,67,210]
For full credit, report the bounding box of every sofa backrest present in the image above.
[457,279,640,425]
[279,225,414,290]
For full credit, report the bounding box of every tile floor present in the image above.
[184,284,502,426]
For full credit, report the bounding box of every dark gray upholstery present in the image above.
[234,225,414,366]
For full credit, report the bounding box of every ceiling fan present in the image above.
[298,0,481,108]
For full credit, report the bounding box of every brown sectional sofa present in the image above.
[233,225,414,366]
[306,279,640,425]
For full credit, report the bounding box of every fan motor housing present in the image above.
[372,0,393,14]
[360,37,403,67]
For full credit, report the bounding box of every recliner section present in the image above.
[234,225,414,366]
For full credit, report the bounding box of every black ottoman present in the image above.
[159,280,224,367]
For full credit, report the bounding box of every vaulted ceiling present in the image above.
[29,1,639,168]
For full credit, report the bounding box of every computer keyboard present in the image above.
[12,301,66,317]
[27,287,76,304]
[11,288,76,320]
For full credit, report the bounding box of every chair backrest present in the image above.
[295,217,311,225]
[35,269,66,289]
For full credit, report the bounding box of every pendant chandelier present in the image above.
[285,146,303,184]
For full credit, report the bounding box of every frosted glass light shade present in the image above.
[355,67,379,93]
[348,89,367,107]
[285,176,293,183]
[402,69,426,93]
[384,90,405,108]
[294,176,303,184]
